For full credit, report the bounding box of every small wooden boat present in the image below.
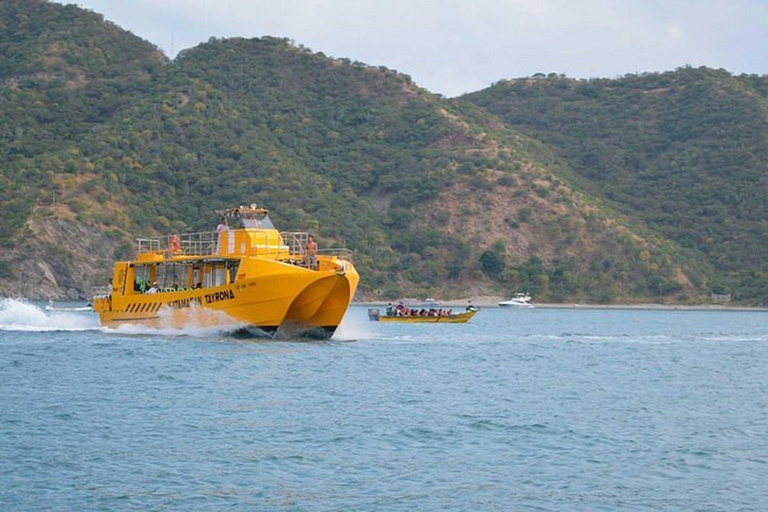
[368,308,477,323]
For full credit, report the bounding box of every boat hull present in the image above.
[498,302,534,308]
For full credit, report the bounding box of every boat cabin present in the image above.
[103,205,325,298]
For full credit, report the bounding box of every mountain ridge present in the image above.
[463,67,768,302]
[2,1,757,304]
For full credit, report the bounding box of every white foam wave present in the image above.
[333,309,376,341]
[104,304,249,338]
[105,322,246,338]
[0,298,100,332]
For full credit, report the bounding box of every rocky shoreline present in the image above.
[355,298,768,312]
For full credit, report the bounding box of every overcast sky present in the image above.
[57,0,768,97]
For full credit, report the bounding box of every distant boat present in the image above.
[368,308,477,323]
[498,293,534,308]
[401,297,441,308]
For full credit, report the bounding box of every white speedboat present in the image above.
[498,293,534,308]
[402,297,441,308]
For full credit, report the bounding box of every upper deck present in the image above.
[134,230,311,260]
[132,206,351,263]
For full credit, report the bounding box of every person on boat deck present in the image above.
[147,282,159,294]
[466,300,475,312]
[386,303,393,316]
[216,217,229,253]
[305,235,318,269]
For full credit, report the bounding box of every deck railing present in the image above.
[134,231,353,262]
[136,231,218,257]
[280,232,309,257]
[318,248,354,262]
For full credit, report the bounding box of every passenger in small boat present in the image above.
[147,282,159,294]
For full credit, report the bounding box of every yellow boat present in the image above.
[92,205,359,338]
[368,309,477,323]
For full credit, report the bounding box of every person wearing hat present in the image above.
[147,282,159,294]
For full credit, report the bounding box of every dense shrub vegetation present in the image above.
[465,69,768,302]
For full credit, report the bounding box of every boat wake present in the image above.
[103,305,250,338]
[331,309,375,341]
[0,298,364,341]
[0,298,101,332]
[104,323,249,338]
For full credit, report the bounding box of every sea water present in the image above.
[1,299,767,511]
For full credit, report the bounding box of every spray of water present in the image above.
[0,299,100,332]
[105,321,247,338]
[105,303,249,338]
[333,307,375,341]
[0,298,370,341]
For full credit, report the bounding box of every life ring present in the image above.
[168,235,181,252]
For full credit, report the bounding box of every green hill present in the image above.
[0,1,722,304]
[0,0,166,237]
[464,68,768,303]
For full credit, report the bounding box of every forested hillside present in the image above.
[464,69,768,302]
[0,0,165,238]
[0,0,742,304]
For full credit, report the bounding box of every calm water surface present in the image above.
[1,300,767,511]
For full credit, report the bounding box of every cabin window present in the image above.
[227,261,240,283]
[133,264,151,292]
[131,260,238,293]
[239,211,275,229]
[213,267,227,287]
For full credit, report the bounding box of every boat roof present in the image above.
[215,204,269,218]
[215,204,274,229]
